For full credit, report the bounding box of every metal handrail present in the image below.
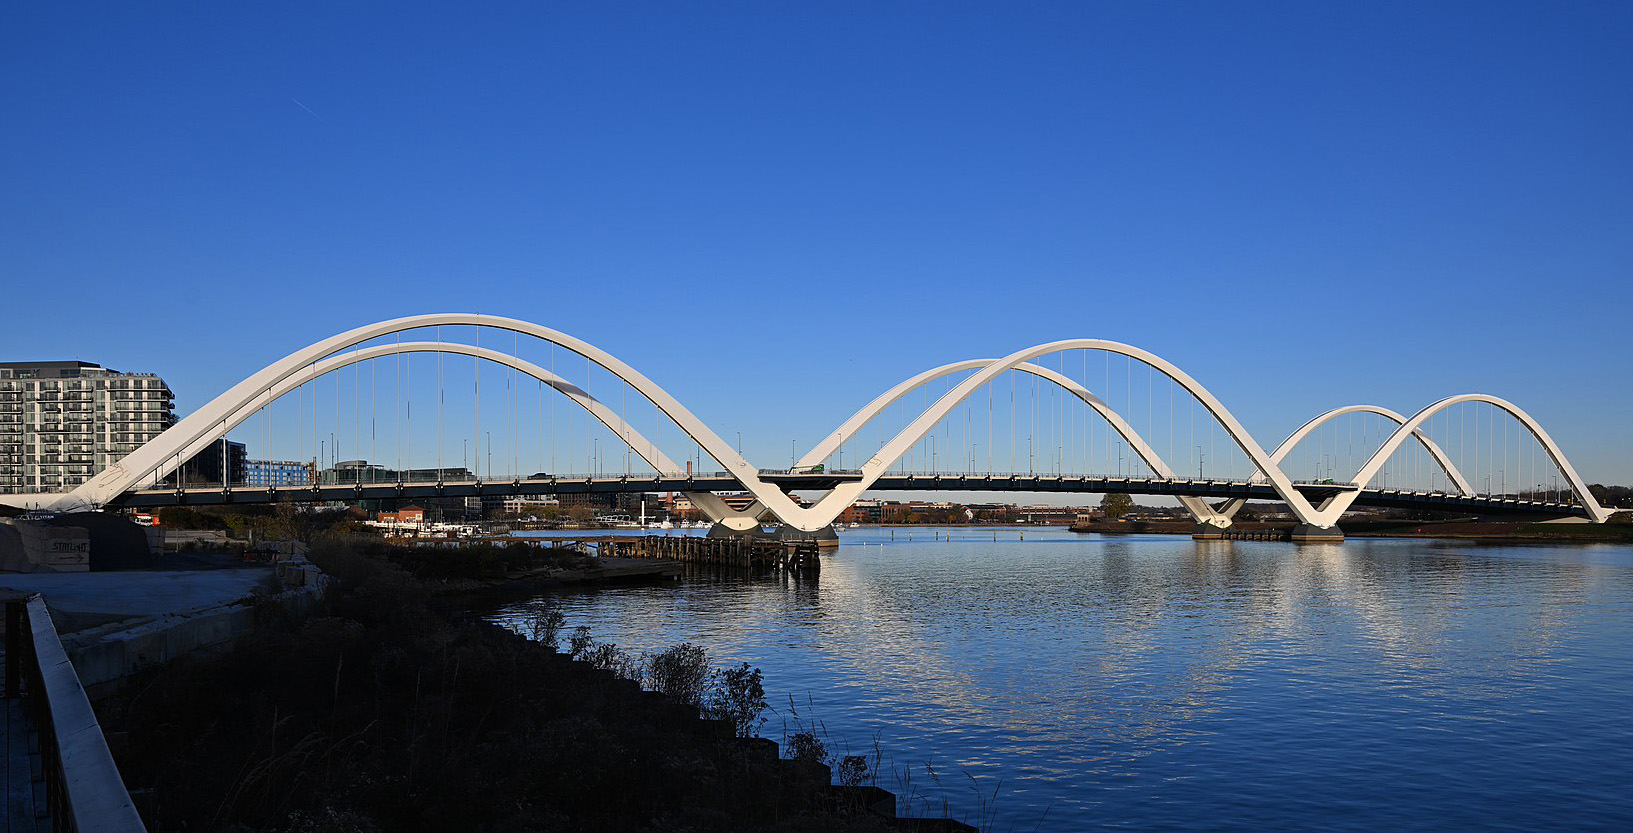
[4,594,147,832]
[756,468,864,476]
[134,470,751,492]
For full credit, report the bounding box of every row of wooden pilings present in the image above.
[1194,527,1292,541]
[600,535,822,574]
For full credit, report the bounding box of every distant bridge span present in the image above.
[1,313,1611,532]
[107,472,1593,522]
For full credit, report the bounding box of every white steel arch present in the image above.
[4,314,1608,529]
[1212,404,1476,521]
[1260,405,1473,495]
[140,343,681,487]
[1312,394,1610,525]
[796,359,1234,526]
[34,340,747,523]
[793,339,1325,530]
[805,346,1608,529]
[40,313,774,519]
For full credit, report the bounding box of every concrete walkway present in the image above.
[0,567,274,631]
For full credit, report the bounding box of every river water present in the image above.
[490,527,1633,831]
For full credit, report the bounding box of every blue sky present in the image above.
[3,2,1630,484]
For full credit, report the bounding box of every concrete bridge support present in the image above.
[1193,523,1344,542]
[1290,524,1344,543]
[706,522,840,548]
[1191,524,1227,540]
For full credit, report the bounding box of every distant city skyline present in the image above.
[3,2,1629,484]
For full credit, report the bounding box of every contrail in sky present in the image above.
[291,98,328,124]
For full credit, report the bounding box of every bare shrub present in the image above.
[643,643,709,708]
[529,600,566,652]
[568,626,595,659]
[837,755,870,787]
[582,642,640,679]
[786,731,828,766]
[704,662,767,737]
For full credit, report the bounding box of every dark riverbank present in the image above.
[90,541,947,832]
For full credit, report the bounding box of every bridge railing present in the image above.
[4,593,147,832]
[876,471,1253,483]
[1360,486,1576,506]
[132,470,741,492]
[117,468,1584,513]
[756,468,864,476]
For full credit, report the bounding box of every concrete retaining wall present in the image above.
[62,557,329,695]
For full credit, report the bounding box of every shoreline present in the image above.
[95,540,974,831]
[1069,519,1633,544]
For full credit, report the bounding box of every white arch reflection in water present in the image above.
[491,529,1633,832]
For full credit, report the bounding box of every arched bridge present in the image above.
[2,314,1611,535]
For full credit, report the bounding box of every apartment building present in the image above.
[242,459,316,487]
[0,361,176,494]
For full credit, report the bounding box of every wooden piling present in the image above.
[613,535,820,574]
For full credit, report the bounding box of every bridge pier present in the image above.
[706,522,841,548]
[1195,522,1345,542]
[1191,524,1228,540]
[1290,524,1344,543]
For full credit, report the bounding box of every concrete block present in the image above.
[831,785,896,817]
[1290,523,1345,543]
[1,520,91,571]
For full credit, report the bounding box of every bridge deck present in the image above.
[108,472,1588,517]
